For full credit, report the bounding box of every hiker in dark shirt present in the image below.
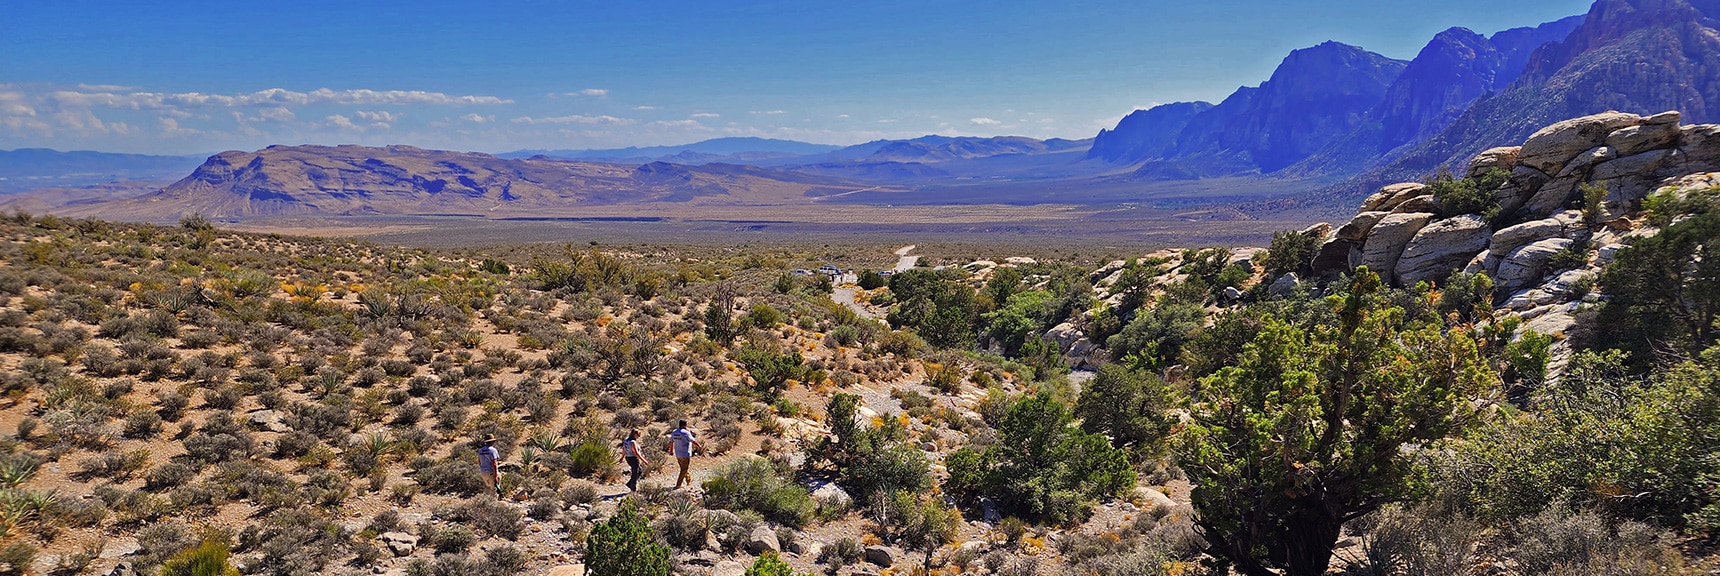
[619,429,648,492]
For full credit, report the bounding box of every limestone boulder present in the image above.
[1391,194,1441,215]
[1468,146,1521,178]
[1677,124,1720,170]
[1593,149,1672,181]
[1554,146,1617,179]
[1645,110,1682,125]
[1394,215,1491,286]
[1490,218,1567,258]
[1360,183,1429,212]
[1310,237,1361,276]
[1606,122,1683,156]
[1335,211,1390,242]
[1523,173,1583,218]
[545,565,587,576]
[1517,111,1644,174]
[1499,166,1552,215]
[1359,213,1434,281]
[1496,238,1575,291]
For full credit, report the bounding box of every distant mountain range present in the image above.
[500,137,843,165]
[7,0,1719,219]
[0,149,204,194]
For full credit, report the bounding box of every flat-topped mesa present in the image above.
[1308,110,1720,287]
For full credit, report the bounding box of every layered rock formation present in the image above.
[1303,110,1720,370]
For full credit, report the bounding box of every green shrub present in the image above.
[945,392,1134,525]
[159,536,240,576]
[734,345,806,399]
[567,437,614,478]
[703,457,815,528]
[858,270,887,290]
[585,503,670,576]
[1260,230,1317,277]
[745,551,809,576]
[804,394,930,508]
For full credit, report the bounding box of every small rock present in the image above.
[809,481,852,508]
[746,525,781,555]
[711,560,746,576]
[1268,273,1299,297]
[1221,286,1243,301]
[544,565,586,576]
[1131,487,1178,512]
[107,562,137,576]
[247,410,291,433]
[378,531,418,557]
[864,546,895,567]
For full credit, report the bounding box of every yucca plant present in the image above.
[0,462,36,489]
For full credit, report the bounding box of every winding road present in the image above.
[832,245,918,321]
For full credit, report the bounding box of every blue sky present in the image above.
[1,0,1593,154]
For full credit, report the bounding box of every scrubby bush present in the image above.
[946,392,1133,525]
[702,457,815,528]
[585,503,670,576]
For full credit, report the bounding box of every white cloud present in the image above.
[579,88,607,97]
[460,113,492,123]
[258,106,295,122]
[649,119,707,128]
[748,110,786,115]
[633,105,657,111]
[969,117,1001,126]
[689,112,720,119]
[511,114,635,125]
[158,116,201,136]
[354,110,400,123]
[836,114,850,119]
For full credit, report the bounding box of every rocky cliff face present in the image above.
[1086,102,1212,163]
[1375,28,1509,151]
[1091,43,1406,176]
[1166,42,1408,174]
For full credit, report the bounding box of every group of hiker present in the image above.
[476,420,704,498]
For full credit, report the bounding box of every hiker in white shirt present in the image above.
[668,420,702,490]
[619,429,648,492]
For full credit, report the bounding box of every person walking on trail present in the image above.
[478,435,501,499]
[669,420,702,490]
[620,429,648,492]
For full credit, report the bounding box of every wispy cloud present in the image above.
[633,105,657,111]
[511,114,635,125]
[748,110,786,115]
[689,112,720,119]
[46,87,511,109]
[969,117,1000,126]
